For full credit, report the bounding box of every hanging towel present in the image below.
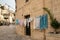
[19,20,24,26]
[24,19,26,26]
[40,14,48,30]
[33,16,40,29]
[16,19,19,24]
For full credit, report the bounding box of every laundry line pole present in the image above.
[43,0,46,40]
[43,29,46,40]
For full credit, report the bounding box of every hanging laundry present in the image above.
[19,20,24,26]
[24,18,33,26]
[16,19,19,24]
[28,18,33,22]
[24,19,26,26]
[33,16,40,29]
[40,14,48,30]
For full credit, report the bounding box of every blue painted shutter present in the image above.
[40,14,48,30]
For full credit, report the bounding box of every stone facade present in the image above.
[16,0,60,40]
[0,4,15,25]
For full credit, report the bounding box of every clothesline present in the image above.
[16,13,48,24]
[16,14,48,30]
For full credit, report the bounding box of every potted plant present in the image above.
[43,7,60,34]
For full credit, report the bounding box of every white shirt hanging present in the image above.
[24,18,33,26]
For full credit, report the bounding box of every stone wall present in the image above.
[16,0,60,40]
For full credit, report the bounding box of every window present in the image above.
[26,0,29,2]
[1,6,4,10]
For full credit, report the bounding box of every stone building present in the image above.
[16,0,60,40]
[0,4,15,25]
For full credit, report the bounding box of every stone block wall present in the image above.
[16,0,60,40]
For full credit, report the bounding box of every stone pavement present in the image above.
[0,25,60,40]
[0,25,32,40]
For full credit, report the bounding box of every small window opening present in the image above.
[26,0,29,2]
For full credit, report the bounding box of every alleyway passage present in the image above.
[0,25,31,40]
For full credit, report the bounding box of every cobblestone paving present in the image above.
[0,25,31,40]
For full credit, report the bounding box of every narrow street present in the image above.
[0,25,31,40]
